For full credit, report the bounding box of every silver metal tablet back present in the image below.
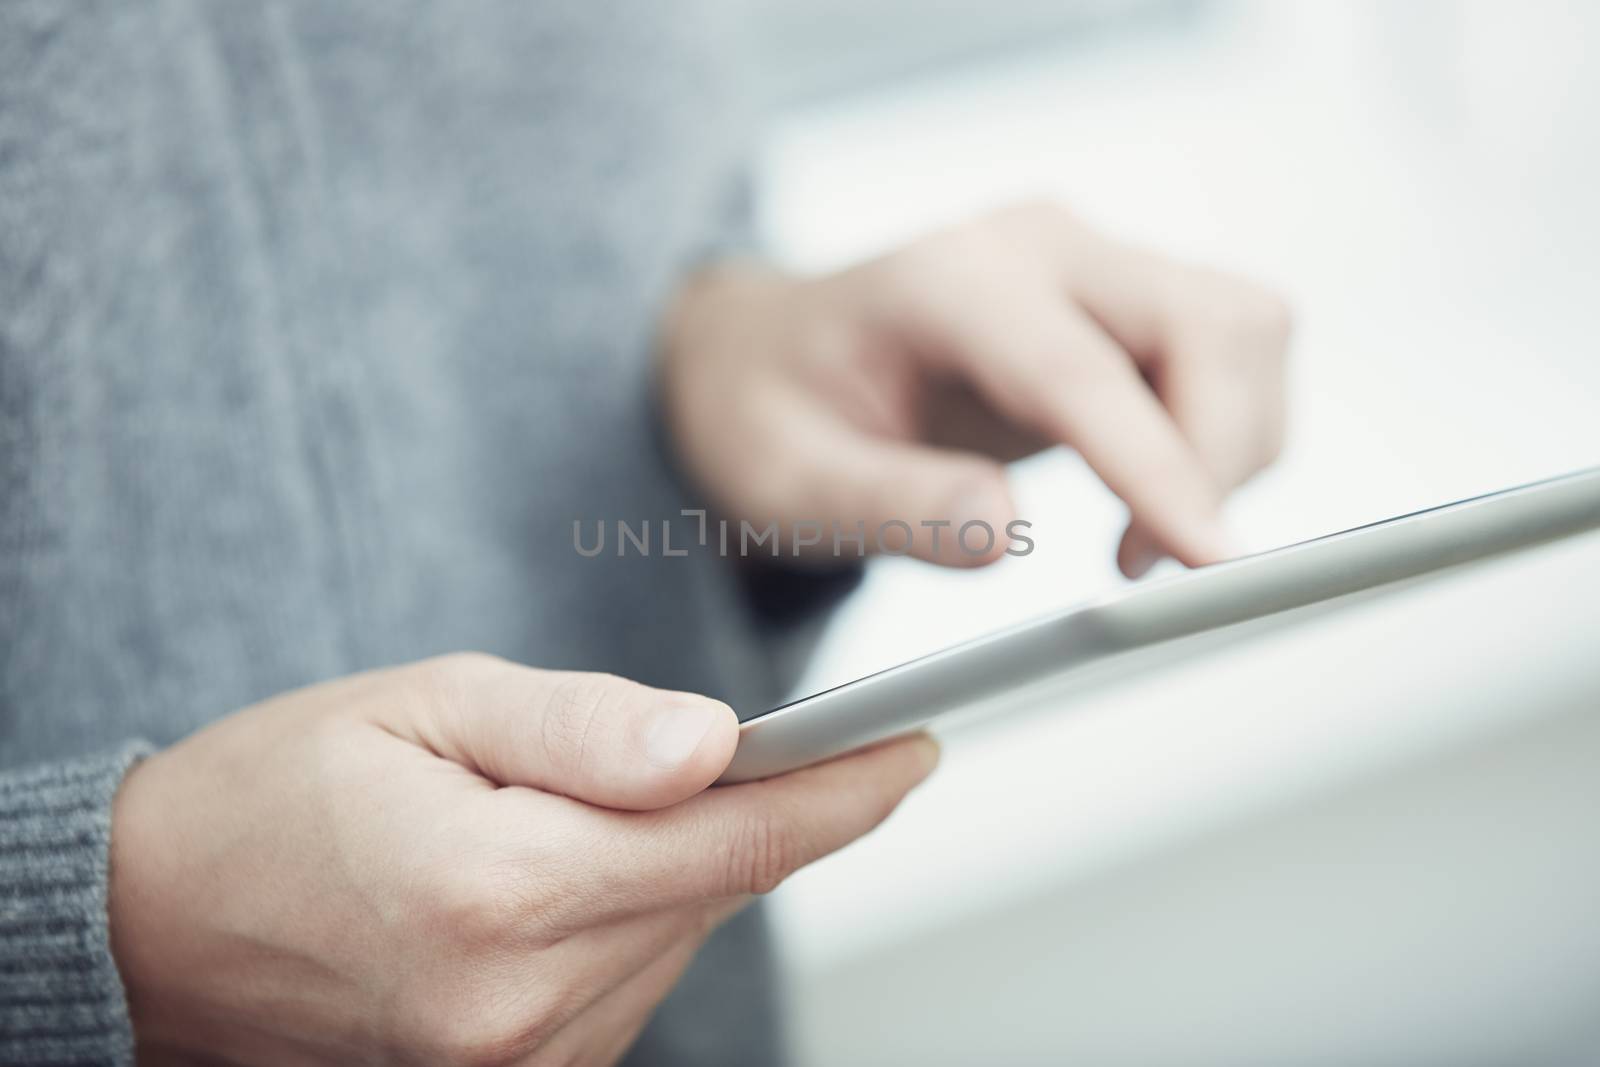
[720,466,1600,784]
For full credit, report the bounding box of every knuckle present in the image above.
[866,201,1079,306]
[870,240,952,302]
[412,651,504,706]
[725,809,795,897]
[1241,288,1294,346]
[1186,285,1294,354]
[870,220,1008,298]
[428,996,542,1067]
[541,672,621,778]
[994,196,1078,234]
[428,862,520,951]
[430,650,506,679]
[405,911,588,1065]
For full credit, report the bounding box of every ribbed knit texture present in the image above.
[1,744,149,1066]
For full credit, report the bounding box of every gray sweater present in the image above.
[1,3,825,1063]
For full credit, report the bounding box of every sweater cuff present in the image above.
[1,742,153,1066]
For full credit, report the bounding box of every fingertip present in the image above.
[842,731,942,792]
[636,695,740,808]
[839,731,942,814]
[1123,514,1241,575]
[696,699,742,778]
[697,732,942,890]
[1174,518,1243,569]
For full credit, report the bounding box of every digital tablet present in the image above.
[719,465,1600,784]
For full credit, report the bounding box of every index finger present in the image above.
[532,733,940,930]
[942,293,1235,567]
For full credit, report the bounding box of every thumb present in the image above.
[391,654,739,811]
[807,433,1016,568]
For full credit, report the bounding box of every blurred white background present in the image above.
[741,2,1600,1064]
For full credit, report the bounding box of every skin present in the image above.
[110,654,938,1065]
[109,200,1288,1064]
[662,201,1291,576]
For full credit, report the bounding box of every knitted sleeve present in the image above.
[1,742,151,1066]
